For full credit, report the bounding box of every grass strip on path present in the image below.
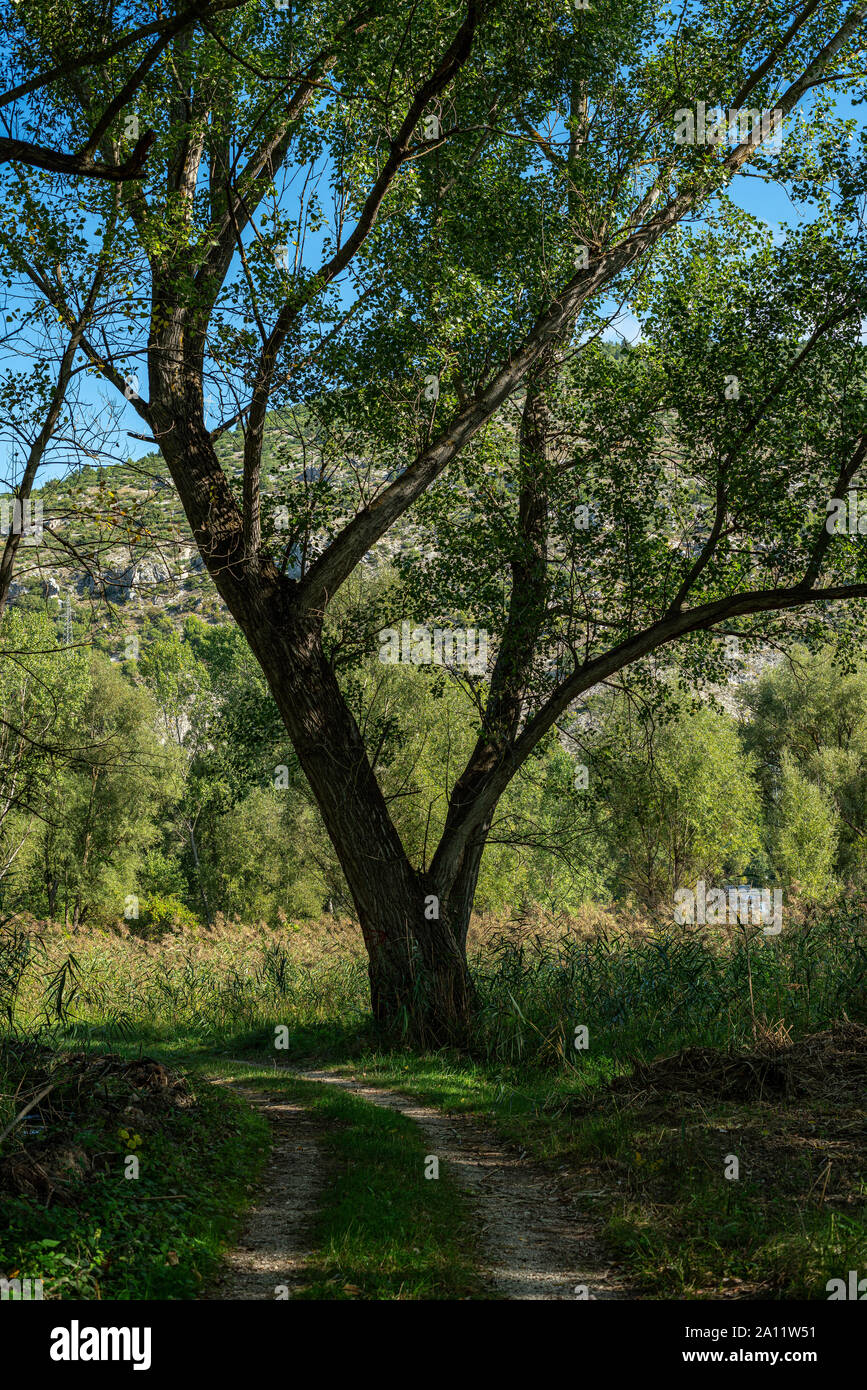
[205,1060,484,1300]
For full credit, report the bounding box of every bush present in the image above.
[139,895,201,939]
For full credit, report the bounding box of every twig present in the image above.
[0,1081,57,1147]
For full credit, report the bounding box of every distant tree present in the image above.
[0,607,88,902]
[770,752,839,901]
[37,656,175,927]
[586,689,763,907]
[743,645,867,889]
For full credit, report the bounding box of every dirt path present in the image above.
[206,1083,325,1301]
[208,1070,630,1300]
[299,1069,630,1300]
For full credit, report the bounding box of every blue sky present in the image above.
[2,79,864,484]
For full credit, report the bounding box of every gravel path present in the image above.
[207,1083,325,1301]
[208,1070,631,1301]
[299,1069,630,1300]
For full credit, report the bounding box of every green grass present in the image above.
[469,915,867,1067]
[7,911,866,1074]
[309,1040,866,1300]
[199,1060,484,1300]
[0,1057,268,1299]
[0,1038,485,1300]
[3,1029,864,1301]
[2,908,865,1301]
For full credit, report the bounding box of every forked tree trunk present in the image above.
[150,397,476,1042]
[149,351,545,1046]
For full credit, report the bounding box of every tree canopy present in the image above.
[2,0,867,1040]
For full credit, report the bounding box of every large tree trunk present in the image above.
[249,616,475,1046]
[442,821,492,952]
[360,877,474,1047]
[152,396,474,1042]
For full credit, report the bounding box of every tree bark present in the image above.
[153,401,474,1043]
[255,619,474,1045]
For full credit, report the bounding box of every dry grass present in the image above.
[2,901,864,1068]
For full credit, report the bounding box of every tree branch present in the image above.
[1,0,252,179]
[295,0,867,616]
